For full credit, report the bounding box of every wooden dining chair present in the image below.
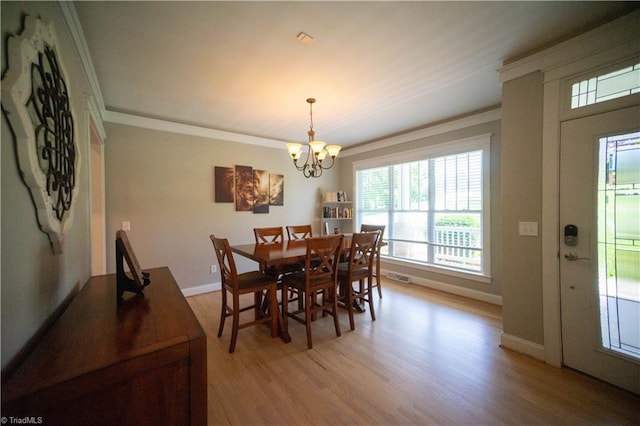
[252,226,285,276]
[210,235,278,353]
[281,235,344,349]
[287,224,320,271]
[253,226,302,309]
[360,224,386,298]
[337,231,380,330]
[286,224,313,240]
[253,226,284,244]
[254,225,304,274]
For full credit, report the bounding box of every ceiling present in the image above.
[74,1,638,149]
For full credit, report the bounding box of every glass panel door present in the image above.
[560,105,640,395]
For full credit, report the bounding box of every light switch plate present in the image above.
[519,221,538,236]
[122,221,131,231]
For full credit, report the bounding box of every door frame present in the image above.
[498,10,640,366]
[89,117,106,275]
[541,62,640,365]
[85,96,107,276]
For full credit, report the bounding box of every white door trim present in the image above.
[87,98,107,276]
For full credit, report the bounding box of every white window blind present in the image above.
[354,134,490,278]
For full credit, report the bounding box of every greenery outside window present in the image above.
[354,134,491,278]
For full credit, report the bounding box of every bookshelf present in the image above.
[321,191,353,235]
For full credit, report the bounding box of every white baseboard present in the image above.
[185,270,502,306]
[383,268,503,306]
[182,282,220,297]
[500,333,545,360]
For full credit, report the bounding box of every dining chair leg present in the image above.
[331,287,342,337]
[269,288,278,338]
[282,284,289,333]
[229,293,241,353]
[218,289,227,337]
[254,292,262,320]
[305,292,313,349]
[367,277,376,321]
[347,282,356,331]
[321,289,328,318]
[375,253,383,298]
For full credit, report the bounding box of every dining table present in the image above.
[230,235,356,268]
[230,234,384,344]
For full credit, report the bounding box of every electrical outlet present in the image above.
[122,221,131,231]
[210,265,217,274]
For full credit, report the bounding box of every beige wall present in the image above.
[500,72,544,345]
[1,2,93,368]
[336,118,503,298]
[104,123,337,289]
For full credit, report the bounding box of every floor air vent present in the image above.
[387,272,410,283]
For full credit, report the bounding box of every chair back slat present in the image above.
[211,235,238,289]
[346,231,379,276]
[286,224,313,240]
[254,227,284,244]
[305,235,343,289]
[360,224,385,247]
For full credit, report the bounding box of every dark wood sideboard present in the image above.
[1,267,207,425]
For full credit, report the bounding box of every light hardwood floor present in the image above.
[187,278,639,425]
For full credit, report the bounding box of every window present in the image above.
[597,131,640,358]
[355,134,490,278]
[571,63,640,109]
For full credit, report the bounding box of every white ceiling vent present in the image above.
[296,32,314,45]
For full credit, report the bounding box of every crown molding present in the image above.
[59,1,106,140]
[498,9,640,83]
[103,110,287,149]
[340,108,501,158]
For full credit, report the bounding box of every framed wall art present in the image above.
[214,165,284,213]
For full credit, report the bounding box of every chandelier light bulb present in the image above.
[287,142,303,158]
[325,145,342,158]
[309,140,326,154]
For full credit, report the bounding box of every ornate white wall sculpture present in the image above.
[2,17,80,254]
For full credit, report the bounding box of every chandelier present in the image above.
[287,98,341,178]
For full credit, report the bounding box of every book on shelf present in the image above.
[323,206,353,219]
[322,190,348,202]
